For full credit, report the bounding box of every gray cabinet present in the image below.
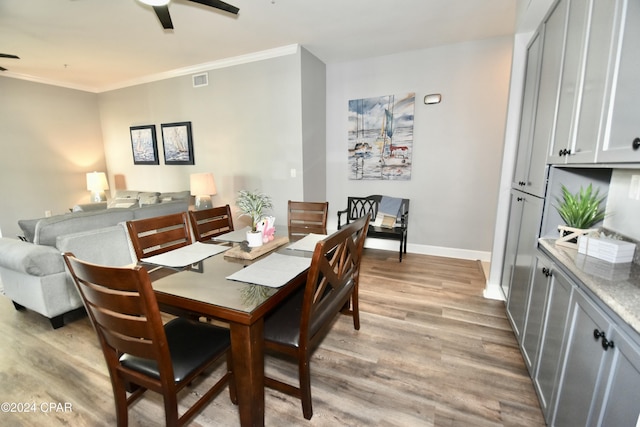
[514,0,566,197]
[521,254,552,372]
[552,287,640,426]
[597,0,640,163]
[505,193,544,339]
[548,0,595,164]
[532,259,573,421]
[512,31,544,196]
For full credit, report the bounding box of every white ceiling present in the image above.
[0,0,522,93]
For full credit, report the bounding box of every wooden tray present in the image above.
[224,236,289,260]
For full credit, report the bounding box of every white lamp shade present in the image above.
[190,173,217,196]
[86,172,109,191]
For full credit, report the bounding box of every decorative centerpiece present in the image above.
[554,183,606,248]
[236,189,273,248]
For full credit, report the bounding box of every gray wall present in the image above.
[98,47,324,227]
[326,37,514,259]
[0,77,106,237]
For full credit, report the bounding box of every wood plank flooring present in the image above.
[0,249,545,426]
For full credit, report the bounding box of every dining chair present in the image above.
[287,200,329,241]
[62,252,236,427]
[189,205,234,242]
[126,212,193,260]
[263,213,370,419]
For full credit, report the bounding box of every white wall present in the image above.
[0,77,106,238]
[326,37,514,260]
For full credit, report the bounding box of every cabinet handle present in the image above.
[517,197,523,202]
[633,137,640,151]
[542,267,552,277]
[593,329,615,351]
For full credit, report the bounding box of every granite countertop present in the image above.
[539,238,640,335]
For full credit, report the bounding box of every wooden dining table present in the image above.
[146,241,310,426]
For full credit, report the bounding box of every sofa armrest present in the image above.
[0,238,64,276]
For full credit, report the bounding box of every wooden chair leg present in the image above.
[299,355,313,420]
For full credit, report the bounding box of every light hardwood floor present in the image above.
[0,250,545,426]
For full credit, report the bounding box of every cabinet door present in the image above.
[512,32,543,192]
[593,327,640,427]
[599,0,640,163]
[533,263,573,421]
[506,194,544,339]
[553,289,610,426]
[549,0,589,164]
[501,191,525,299]
[521,254,552,372]
[527,0,566,186]
[572,0,620,164]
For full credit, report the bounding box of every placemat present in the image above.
[224,235,289,260]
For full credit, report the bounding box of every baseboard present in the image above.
[483,280,505,301]
[362,239,491,262]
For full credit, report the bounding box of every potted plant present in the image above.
[554,183,606,247]
[236,189,273,247]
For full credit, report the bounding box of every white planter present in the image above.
[246,230,263,247]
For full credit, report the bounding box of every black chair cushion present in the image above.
[264,287,305,348]
[120,318,230,383]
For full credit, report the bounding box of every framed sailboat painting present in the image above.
[161,121,194,165]
[130,124,159,165]
[348,93,415,180]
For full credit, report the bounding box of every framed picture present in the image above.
[161,121,194,165]
[130,125,159,165]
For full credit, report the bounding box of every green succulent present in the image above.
[554,184,606,229]
[236,190,273,231]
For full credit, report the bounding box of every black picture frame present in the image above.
[130,125,159,165]
[161,121,194,165]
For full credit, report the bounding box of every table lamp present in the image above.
[86,171,109,202]
[190,172,217,210]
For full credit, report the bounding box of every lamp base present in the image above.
[90,191,106,202]
[195,195,213,210]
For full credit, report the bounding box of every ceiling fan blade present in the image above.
[188,0,239,15]
[0,66,7,72]
[153,5,174,29]
[0,53,19,59]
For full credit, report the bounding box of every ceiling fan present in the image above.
[138,0,239,30]
[0,53,19,72]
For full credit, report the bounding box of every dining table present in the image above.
[143,234,318,427]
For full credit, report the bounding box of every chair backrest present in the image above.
[189,205,234,242]
[287,201,329,241]
[126,212,192,260]
[345,195,409,225]
[62,253,175,387]
[301,213,370,345]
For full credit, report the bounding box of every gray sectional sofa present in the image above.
[0,190,191,328]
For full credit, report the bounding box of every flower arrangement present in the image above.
[236,190,273,232]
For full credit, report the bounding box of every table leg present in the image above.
[230,320,265,427]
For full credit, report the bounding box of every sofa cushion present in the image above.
[138,192,160,206]
[108,198,138,209]
[113,190,141,199]
[18,218,40,242]
[0,238,64,276]
[159,191,191,202]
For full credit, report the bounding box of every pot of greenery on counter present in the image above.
[554,183,607,248]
